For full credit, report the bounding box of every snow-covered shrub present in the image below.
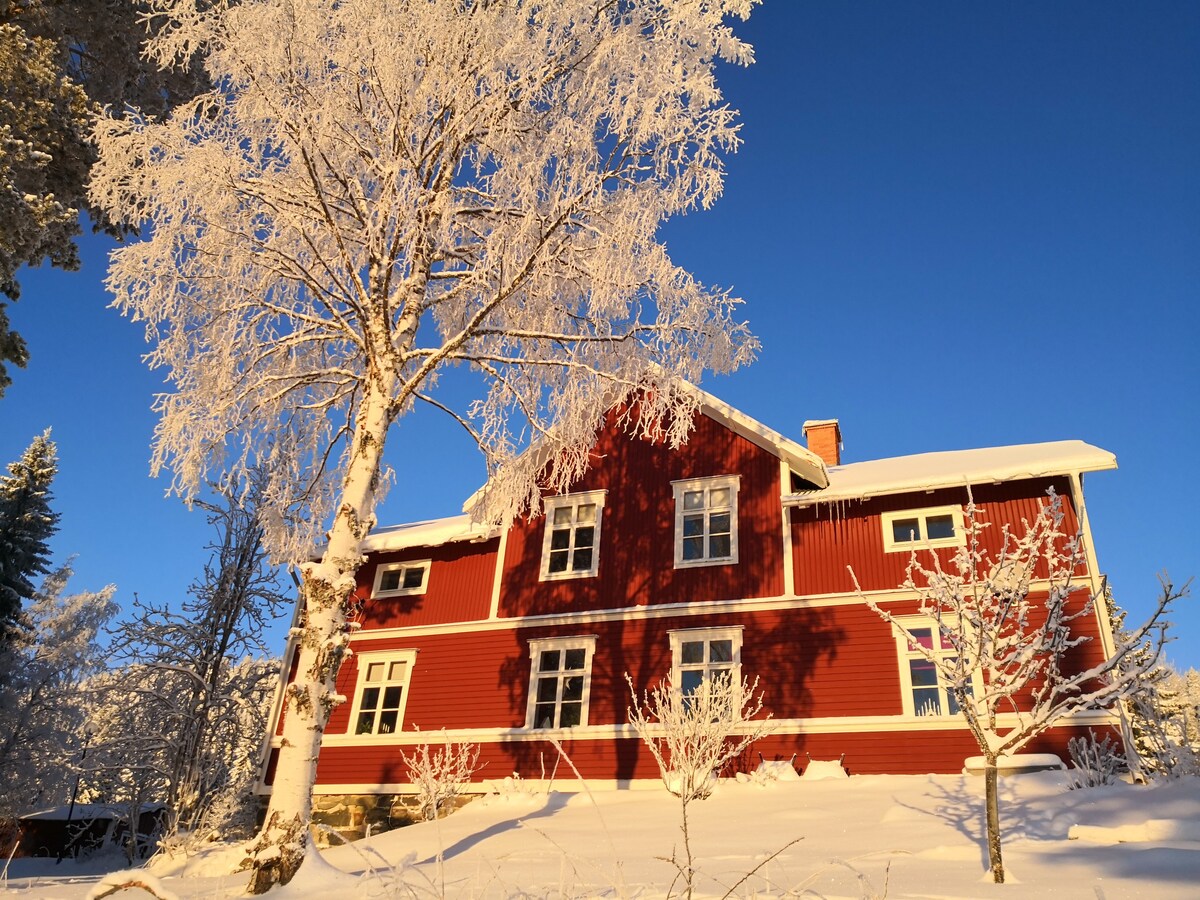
[736,756,801,787]
[401,735,482,822]
[628,672,773,803]
[628,671,775,899]
[1066,731,1125,789]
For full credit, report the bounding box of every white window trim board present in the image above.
[345,648,418,735]
[667,624,744,693]
[880,505,966,554]
[889,614,983,718]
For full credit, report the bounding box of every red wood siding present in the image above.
[791,478,1083,596]
[278,721,1119,788]
[330,597,1110,741]
[498,411,786,617]
[354,538,499,629]
[297,594,1114,788]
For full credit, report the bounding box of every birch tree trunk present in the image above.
[245,377,394,892]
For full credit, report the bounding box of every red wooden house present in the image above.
[259,384,1120,808]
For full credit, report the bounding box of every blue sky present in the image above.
[2,1,1197,666]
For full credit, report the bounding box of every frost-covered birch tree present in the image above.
[856,489,1179,884]
[89,0,761,889]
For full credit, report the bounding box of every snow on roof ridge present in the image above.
[686,381,829,489]
[785,440,1116,506]
[458,379,832,515]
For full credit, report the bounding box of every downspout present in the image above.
[780,458,796,597]
[1069,471,1116,657]
[1070,470,1137,772]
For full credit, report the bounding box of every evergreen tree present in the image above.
[0,429,59,640]
[0,1,211,394]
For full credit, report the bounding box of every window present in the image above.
[526,636,597,729]
[349,650,416,735]
[669,626,743,702]
[891,617,976,717]
[672,476,740,568]
[540,491,606,580]
[881,506,965,553]
[373,560,431,597]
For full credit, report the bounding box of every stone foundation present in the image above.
[308,794,474,845]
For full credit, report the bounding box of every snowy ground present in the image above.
[4,771,1199,898]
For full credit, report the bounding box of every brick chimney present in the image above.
[802,419,842,467]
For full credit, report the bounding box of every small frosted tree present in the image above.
[0,429,60,642]
[628,672,772,898]
[1108,593,1199,780]
[103,476,287,840]
[90,0,761,889]
[0,563,116,815]
[857,489,1179,884]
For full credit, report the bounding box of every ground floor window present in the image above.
[668,625,743,705]
[891,616,975,717]
[526,636,597,729]
[350,650,416,735]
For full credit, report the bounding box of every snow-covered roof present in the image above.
[358,515,498,553]
[784,440,1116,506]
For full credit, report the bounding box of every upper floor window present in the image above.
[669,626,743,703]
[540,491,606,581]
[890,616,977,717]
[374,560,431,597]
[672,476,740,568]
[349,650,416,735]
[526,636,597,729]
[881,506,965,554]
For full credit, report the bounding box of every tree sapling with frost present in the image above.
[93,477,285,844]
[90,0,762,889]
[855,489,1179,884]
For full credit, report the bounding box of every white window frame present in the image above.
[671,475,740,568]
[525,636,598,730]
[373,559,431,597]
[539,491,606,581]
[890,615,981,718]
[881,505,966,554]
[346,649,417,736]
[668,626,743,701]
